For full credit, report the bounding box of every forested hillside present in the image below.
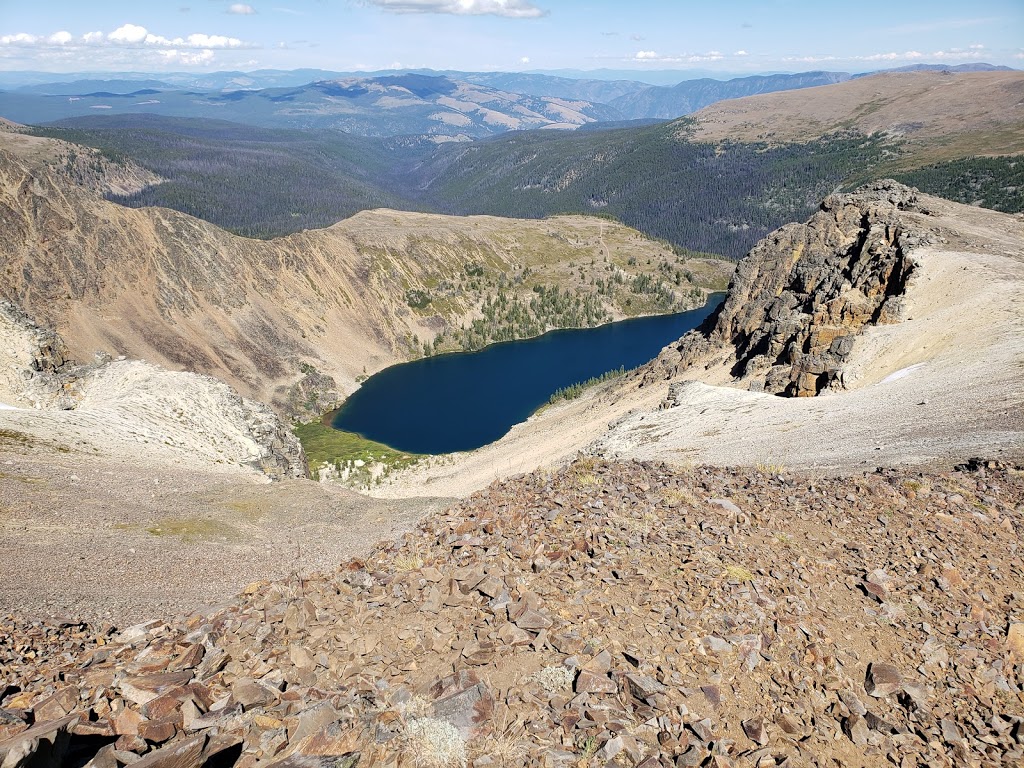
[416,123,894,257]
[893,156,1023,213]
[31,105,1020,258]
[33,116,428,238]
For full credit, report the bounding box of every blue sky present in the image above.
[0,0,1021,75]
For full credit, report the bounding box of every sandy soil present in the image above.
[0,445,449,623]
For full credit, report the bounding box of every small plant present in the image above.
[469,710,529,767]
[528,665,575,693]
[756,458,787,475]
[393,552,425,572]
[403,718,467,768]
[724,564,755,582]
[576,734,600,763]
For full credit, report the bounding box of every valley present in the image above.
[32,71,1023,263]
[1,50,1023,768]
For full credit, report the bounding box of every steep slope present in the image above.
[374,183,1024,497]
[0,127,729,419]
[0,302,307,480]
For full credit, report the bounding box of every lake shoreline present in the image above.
[327,295,724,455]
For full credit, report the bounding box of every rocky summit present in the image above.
[3,458,1022,767]
[656,181,924,398]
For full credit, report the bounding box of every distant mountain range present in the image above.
[0,63,1015,139]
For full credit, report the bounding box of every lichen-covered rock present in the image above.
[651,181,928,396]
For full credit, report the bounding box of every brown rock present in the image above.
[842,714,869,745]
[112,707,145,737]
[231,678,278,711]
[291,721,360,756]
[741,717,767,746]
[430,671,494,738]
[496,623,532,647]
[129,734,206,768]
[574,651,616,695]
[512,609,552,631]
[120,673,194,707]
[0,714,78,768]
[138,719,177,745]
[624,674,665,703]
[864,662,902,698]
[32,688,78,722]
[1008,623,1024,660]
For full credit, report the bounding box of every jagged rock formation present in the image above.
[651,181,929,397]
[2,459,1022,766]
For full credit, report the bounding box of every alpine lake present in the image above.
[330,294,724,455]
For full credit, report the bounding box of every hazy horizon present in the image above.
[1,0,1021,76]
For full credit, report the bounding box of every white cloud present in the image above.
[228,3,256,14]
[969,44,985,50]
[0,33,39,45]
[105,24,246,49]
[734,50,748,56]
[520,56,530,64]
[368,0,547,19]
[634,50,724,63]
[158,49,216,65]
[861,50,924,61]
[109,23,149,44]
[784,48,989,65]
[0,22,252,70]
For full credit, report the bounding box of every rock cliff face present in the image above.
[652,181,928,396]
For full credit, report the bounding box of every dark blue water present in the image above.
[331,295,723,454]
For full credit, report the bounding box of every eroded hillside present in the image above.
[0,126,730,420]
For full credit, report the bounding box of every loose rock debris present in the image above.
[3,458,1023,767]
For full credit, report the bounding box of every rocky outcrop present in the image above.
[651,181,931,396]
[2,458,1022,766]
[238,395,309,480]
[0,301,78,409]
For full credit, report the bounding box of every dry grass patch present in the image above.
[146,518,241,542]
